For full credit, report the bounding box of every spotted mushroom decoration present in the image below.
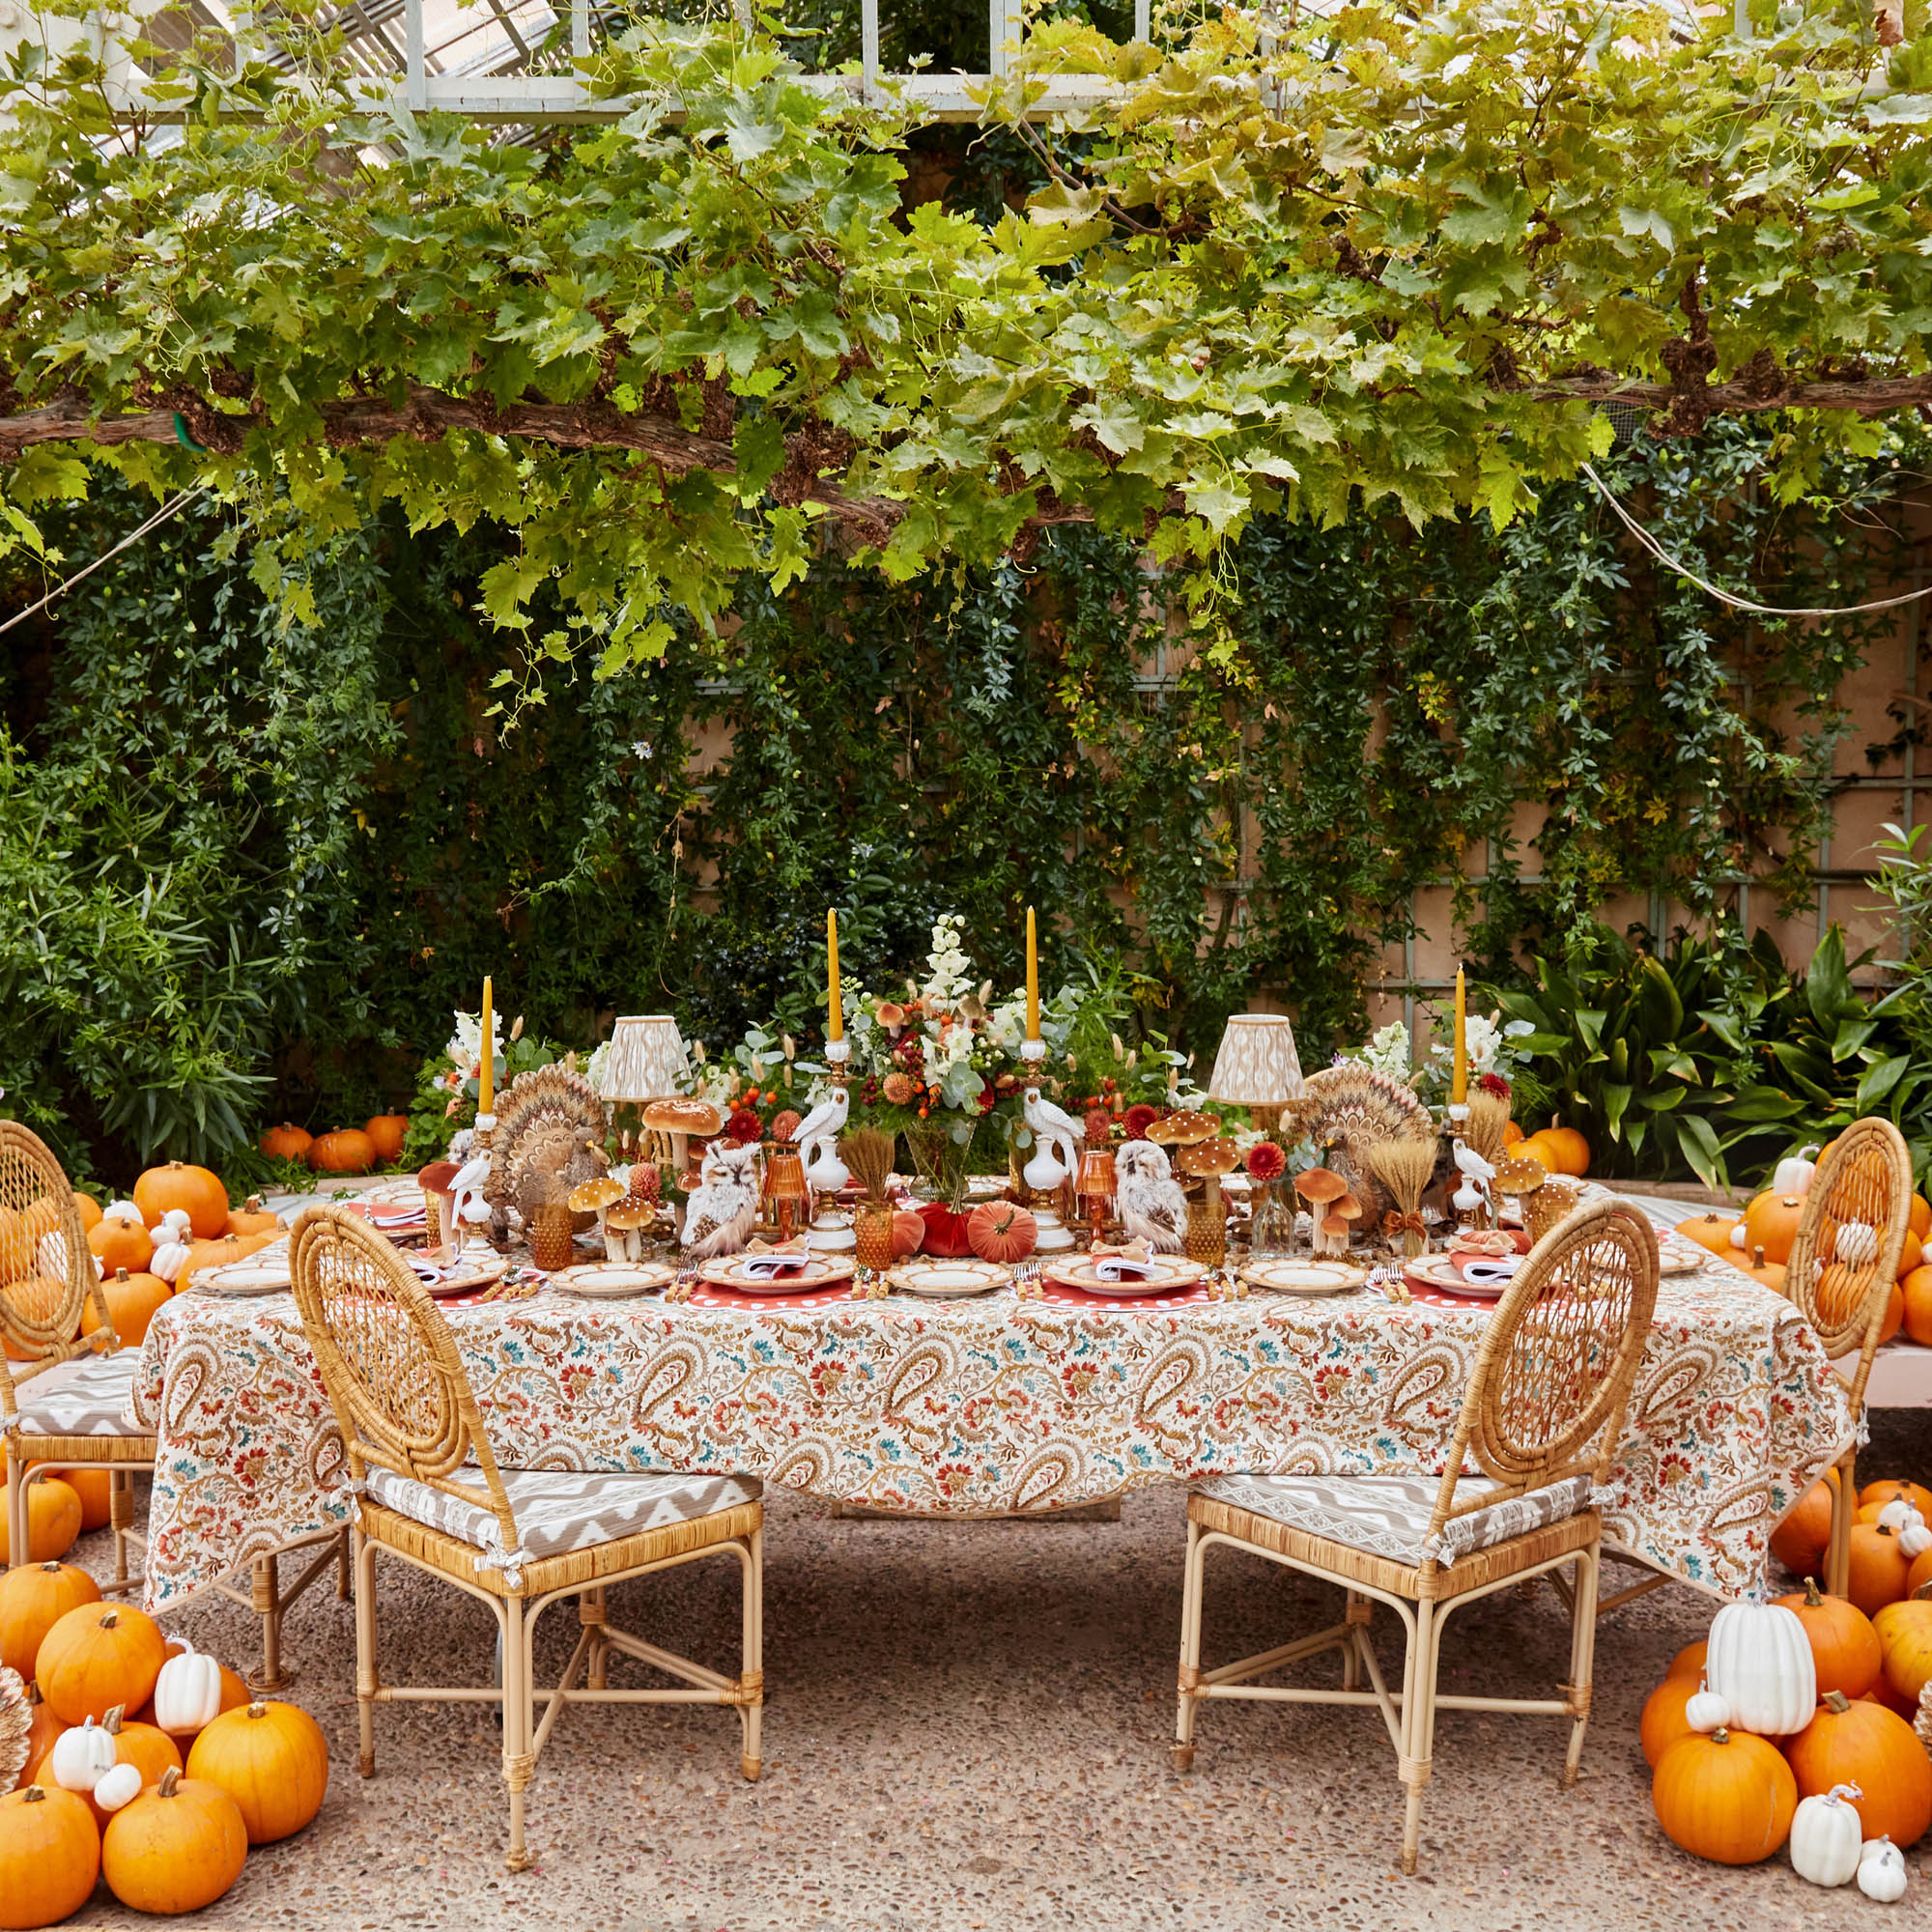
[568,1174,627,1256]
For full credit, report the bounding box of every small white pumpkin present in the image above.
[149,1635,222,1735]
[34,1230,70,1277]
[1899,1511,1932,1560]
[1730,1223,1747,1249]
[1684,1679,1731,1734]
[1791,1783,1864,1887]
[1878,1497,1915,1533]
[1833,1220,1880,1267]
[91,1761,142,1813]
[49,1715,116,1793]
[1704,1601,1817,1737]
[147,1209,193,1285]
[1773,1147,1819,1197]
[102,1199,141,1223]
[1858,1836,1909,1904]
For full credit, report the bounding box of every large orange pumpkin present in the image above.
[1772,1577,1882,1699]
[1639,1674,1701,1768]
[1770,1482,1834,1579]
[51,1468,112,1532]
[307,1128,375,1175]
[131,1162,229,1239]
[1872,1587,1932,1707]
[1898,1266,1932,1346]
[1743,1192,1805,1266]
[1879,1280,1905,1346]
[0,1783,100,1929]
[1910,1546,1932,1599]
[80,1267,171,1348]
[30,1707,183,1828]
[223,1195,281,1239]
[186,1697,328,1843]
[1680,1213,1741,1258]
[100,1767,247,1915]
[1539,1122,1590,1177]
[1897,1230,1925,1280]
[1847,1522,1914,1616]
[259,1122,313,1162]
[36,1603,168,1725]
[363,1115,409,1163]
[85,1211,153,1277]
[1651,1727,1795,1864]
[70,1192,101,1234]
[1516,1131,1566,1174]
[0,1480,79,1567]
[1785,1689,1932,1848]
[1912,1192,1932,1242]
[1860,1478,1932,1519]
[0,1562,99,1677]
[1665,1639,1708,1682]
[1738,1245,1785,1294]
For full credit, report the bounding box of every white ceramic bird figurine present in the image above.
[1021,1085,1084,1194]
[794,1085,851,1197]
[450,1154,494,1231]
[1115,1140,1186,1253]
[682,1142,761,1261]
[1449,1139,1495,1220]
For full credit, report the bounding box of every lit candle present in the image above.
[827,910,843,1042]
[478,976,494,1116]
[1025,906,1039,1040]
[1451,964,1466,1107]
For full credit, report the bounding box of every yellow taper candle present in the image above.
[1451,965,1467,1106]
[827,909,843,1042]
[1026,906,1039,1040]
[478,976,494,1115]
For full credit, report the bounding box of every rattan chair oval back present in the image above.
[1176,1196,1659,1876]
[289,1205,765,1874]
[1776,1118,1911,1595]
[0,1121,153,1592]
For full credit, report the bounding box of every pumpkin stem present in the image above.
[20,1785,44,1804]
[98,1610,118,1628]
[37,1561,60,1573]
[103,1704,124,1734]
[1709,1726,1730,1744]
[1804,1577,1824,1605]
[1824,1690,1851,1714]
[157,1767,182,1797]
[113,1267,128,1282]
[246,1701,268,1718]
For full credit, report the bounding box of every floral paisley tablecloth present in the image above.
[129,1257,1854,1610]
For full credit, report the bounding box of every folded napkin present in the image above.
[737,1253,811,1280]
[406,1256,445,1285]
[1090,1240,1157,1282]
[1454,1256,1520,1287]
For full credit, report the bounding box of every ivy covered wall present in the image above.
[0,421,1920,1180]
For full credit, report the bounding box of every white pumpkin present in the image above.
[1684,1680,1731,1734]
[34,1230,70,1278]
[91,1761,142,1812]
[1730,1223,1747,1249]
[1791,1784,1864,1887]
[1704,1602,1817,1737]
[1858,1837,1909,1904]
[1833,1220,1879,1267]
[1773,1148,1819,1197]
[147,1209,193,1285]
[49,1715,116,1793]
[102,1199,141,1224]
[1899,1511,1931,1560]
[1878,1497,1915,1533]
[150,1636,222,1735]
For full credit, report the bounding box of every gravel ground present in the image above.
[36,1408,1931,1932]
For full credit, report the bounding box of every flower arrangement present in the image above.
[400,1009,566,1169]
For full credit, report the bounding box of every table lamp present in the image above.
[600,1015,689,1157]
[1206,1013,1303,1133]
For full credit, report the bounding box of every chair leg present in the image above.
[1398,1596,1435,1876]
[1562,1547,1601,1791]
[109,1468,133,1586]
[4,1447,24,1570]
[501,1593,534,1874]
[251,1551,291,1690]
[353,1528,379,1778]
[1825,1452,1856,1600]
[1173,1518,1207,1773]
[1342,1591,1366,1690]
[336,1525,352,1602]
[740,1527,763,1782]
[581,1587,610,1691]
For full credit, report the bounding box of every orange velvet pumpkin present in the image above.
[1651,1728,1795,1864]
[131,1162,229,1239]
[1742,1192,1805,1266]
[1771,1481,1834,1580]
[307,1128,375,1175]
[186,1698,328,1843]
[100,1767,247,1915]
[0,1562,99,1677]
[889,1209,925,1260]
[967,1201,1037,1264]
[36,1604,168,1725]
[0,1783,100,1929]
[0,1480,79,1567]
[1772,1577,1882,1699]
[1847,1523,1914,1617]
[259,1122,313,1162]
[85,1212,153,1277]
[1873,1587,1932,1708]
[1786,1689,1932,1848]
[81,1266,171,1347]
[362,1115,409,1163]
[223,1196,281,1239]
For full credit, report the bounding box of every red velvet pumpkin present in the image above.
[916,1203,974,1258]
[889,1211,925,1261]
[968,1202,1037,1264]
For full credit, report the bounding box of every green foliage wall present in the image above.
[0,421,1915,1182]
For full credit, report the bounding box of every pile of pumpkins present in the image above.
[0,1571,326,1924]
[260,1116,410,1176]
[1774,1478,1932,1620]
[1506,1119,1592,1179]
[1641,1543,1932,1895]
[1681,1143,1932,1341]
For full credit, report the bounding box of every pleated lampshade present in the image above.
[1206,1013,1303,1112]
[600,1014,688,1102]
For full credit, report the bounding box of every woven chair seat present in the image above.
[7,1348,143,1437]
[1191,1470,1596,1567]
[363,1465,761,1571]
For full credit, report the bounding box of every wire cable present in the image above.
[0,486,209,639]
[1579,462,1932,618]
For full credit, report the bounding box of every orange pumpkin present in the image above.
[0,1480,79,1567]
[1680,1213,1741,1258]
[1771,1481,1834,1579]
[1502,1120,1524,1147]
[36,1603,168,1725]
[1785,1689,1932,1848]
[363,1115,409,1163]
[1912,1192,1932,1242]
[1743,1192,1805,1266]
[175,1231,272,1292]
[131,1161,229,1239]
[0,1783,100,1928]
[966,1201,1037,1264]
[1639,1674,1701,1768]
[223,1195,281,1239]
[1539,1122,1591,1177]
[307,1128,375,1175]
[1898,1230,1926,1280]
[1666,1639,1709,1682]
[81,1267,171,1348]
[186,1698,328,1843]
[1903,1265,1932,1346]
[1651,1727,1795,1864]
[1872,1587,1932,1707]
[31,1706,183,1829]
[1909,1546,1932,1598]
[1879,1280,1905,1346]
[1861,1677,1918,1718]
[1772,1577,1882,1699]
[85,1211,152,1277]
[0,1272,71,1363]
[1846,1522,1914,1617]
[889,1209,925,1260]
[1738,1245,1785,1294]
[54,1468,112,1532]
[259,1122,313,1162]
[1859,1479,1932,1519]
[0,1562,99,1677]
[1516,1131,1565,1173]
[100,1767,247,1915]
[14,1685,61,1792]
[70,1192,101,1234]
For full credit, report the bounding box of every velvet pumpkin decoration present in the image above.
[916,1202,974,1259]
[889,1210,925,1261]
[967,1202,1037,1264]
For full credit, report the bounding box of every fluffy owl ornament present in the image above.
[681,1141,762,1261]
[1115,1140,1187,1253]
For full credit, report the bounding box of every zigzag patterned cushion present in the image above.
[363,1464,760,1571]
[9,1349,145,1437]
[1193,1470,1595,1567]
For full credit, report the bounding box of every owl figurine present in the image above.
[681,1141,761,1261]
[1115,1140,1187,1253]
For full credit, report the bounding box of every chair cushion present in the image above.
[1192,1470,1596,1567]
[362,1464,760,1572]
[8,1350,144,1438]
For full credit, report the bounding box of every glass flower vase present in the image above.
[904,1120,980,1213]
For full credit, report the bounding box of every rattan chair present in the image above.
[1776,1119,1912,1599]
[289,1206,763,1873]
[0,1122,153,1592]
[1172,1197,1659,1875]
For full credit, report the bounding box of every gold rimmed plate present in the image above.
[887,1259,1011,1299]
[549,1261,679,1300]
[1041,1255,1208,1298]
[1401,1255,1511,1301]
[698,1253,857,1295]
[1237,1259,1368,1297]
[192,1259,293,1296]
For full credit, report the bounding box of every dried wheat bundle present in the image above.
[1463,1090,1512,1169]
[840,1128,895,1205]
[1367,1138,1435,1258]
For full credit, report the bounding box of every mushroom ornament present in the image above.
[568,1175,627,1257]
